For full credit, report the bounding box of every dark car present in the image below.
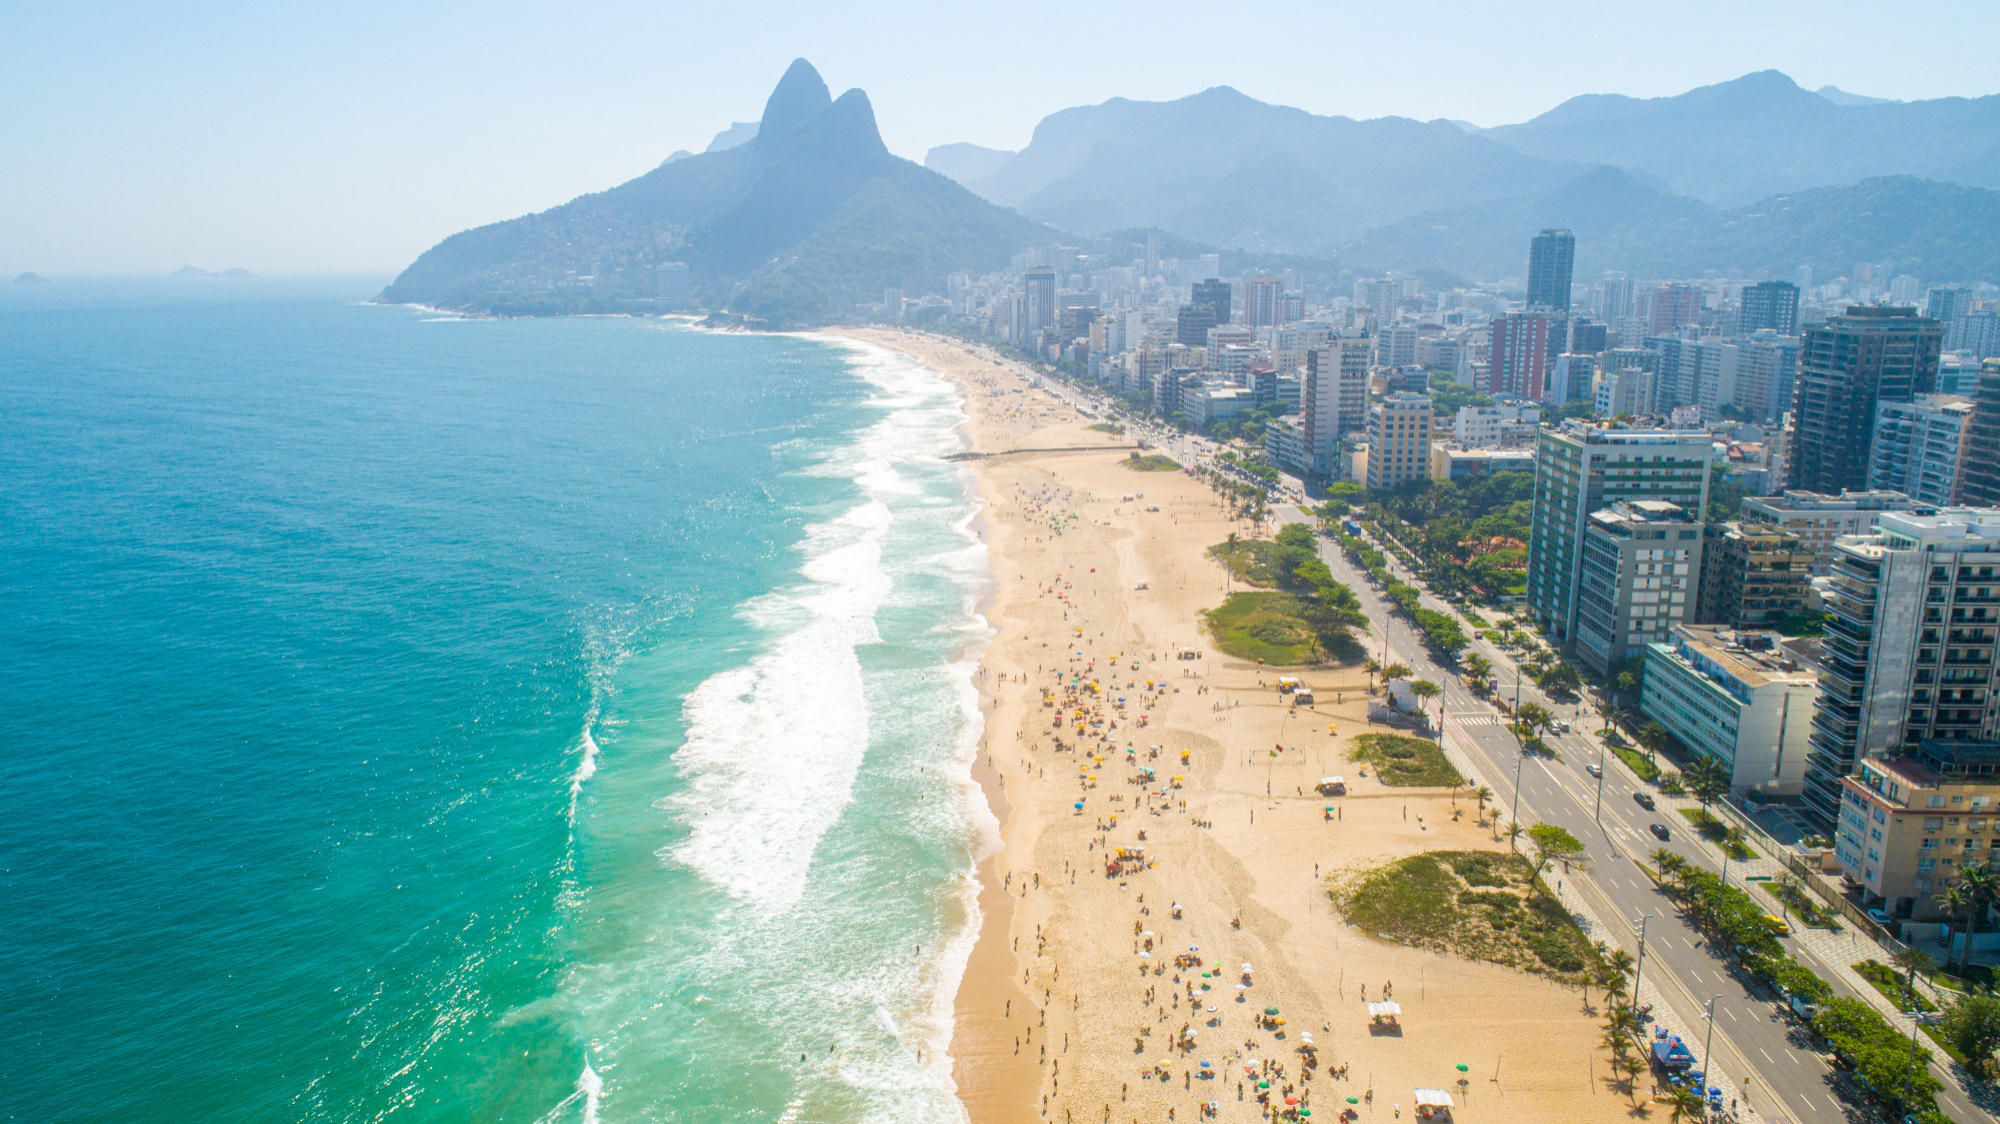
[1634,792,1656,810]
[1650,822,1671,840]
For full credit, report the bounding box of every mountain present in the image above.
[380,59,1052,326]
[1484,71,2000,204]
[1338,171,2000,284]
[953,86,1579,254]
[1815,85,1896,107]
[706,121,758,152]
[925,142,1015,185]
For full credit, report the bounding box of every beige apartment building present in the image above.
[1836,742,2000,920]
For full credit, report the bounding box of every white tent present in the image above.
[1366,1001,1402,1019]
[1414,1089,1453,1108]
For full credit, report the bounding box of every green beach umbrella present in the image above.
[1456,1063,1469,1071]
[1346,1096,1359,1104]
[1264,1006,1280,1016]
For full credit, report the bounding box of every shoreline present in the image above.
[835,326,1634,1124]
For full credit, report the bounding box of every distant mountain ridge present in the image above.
[1338,170,2000,282]
[933,71,2000,281]
[381,60,1052,325]
[950,85,1577,255]
[1484,70,2000,204]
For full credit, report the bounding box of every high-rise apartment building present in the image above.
[1957,362,2000,506]
[1801,508,2000,829]
[1550,353,1595,404]
[1837,746,2000,921]
[1353,279,1399,323]
[1641,624,1815,796]
[1527,229,1576,312]
[1527,422,1715,644]
[1025,266,1057,329]
[1788,306,1946,495]
[1243,276,1281,328]
[1175,305,1218,348]
[1191,278,1232,326]
[1366,393,1435,490]
[1739,489,1923,574]
[1572,500,1705,675]
[1737,331,1801,423]
[1488,313,1551,401]
[1597,275,1634,323]
[1375,324,1418,368]
[1695,522,1812,628]
[1643,284,1703,334]
[1568,319,1609,355]
[1739,280,1800,337]
[1926,286,1978,350]
[1594,366,1656,417]
[1869,395,1975,507]
[1302,335,1371,477]
[1690,339,1740,422]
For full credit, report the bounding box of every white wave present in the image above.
[566,715,600,826]
[667,498,891,910]
[528,1058,603,1124]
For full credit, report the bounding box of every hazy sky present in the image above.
[6,0,1997,276]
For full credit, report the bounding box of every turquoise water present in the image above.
[0,280,992,1124]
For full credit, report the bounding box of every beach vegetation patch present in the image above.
[1202,592,1317,664]
[1333,851,1603,984]
[1124,453,1181,471]
[1347,733,1463,788]
[1088,421,1125,434]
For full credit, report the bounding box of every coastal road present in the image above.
[1287,506,1995,1124]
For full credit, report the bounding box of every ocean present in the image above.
[0,279,994,1124]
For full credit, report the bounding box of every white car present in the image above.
[1585,763,1602,778]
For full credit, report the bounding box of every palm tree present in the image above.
[1683,754,1731,821]
[1474,785,1493,825]
[1663,1082,1707,1121]
[1635,720,1669,764]
[1652,849,1687,893]
[1464,652,1492,684]
[1893,947,1935,1010]
[1952,861,2000,974]
[1938,883,1971,963]
[1506,821,1525,853]
[1602,972,1630,1011]
[1604,947,1637,987]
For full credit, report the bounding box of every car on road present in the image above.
[1868,908,1893,927]
[1634,792,1656,810]
[1649,822,1672,840]
[1585,763,1602,778]
[1556,720,1571,734]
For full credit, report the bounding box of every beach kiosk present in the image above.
[1316,776,1346,796]
[1366,1001,1400,1029]
[1413,1088,1454,1120]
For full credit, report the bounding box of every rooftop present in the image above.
[1669,624,1815,689]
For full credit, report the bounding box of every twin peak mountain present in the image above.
[380,59,1048,326]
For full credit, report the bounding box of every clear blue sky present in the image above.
[5,0,1995,275]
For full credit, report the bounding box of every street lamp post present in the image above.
[1701,996,1722,1091]
[1510,747,1526,850]
[1633,914,1656,1002]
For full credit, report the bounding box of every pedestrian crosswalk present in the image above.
[1448,713,1505,727]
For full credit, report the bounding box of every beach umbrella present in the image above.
[1346,1097,1358,1104]
[1297,1110,1310,1117]
[1242,962,1253,972]
[1285,1096,1298,1105]
[1456,1064,1468,1072]
[1139,950,1151,958]
[1257,1081,1270,1089]
[1264,1006,1281,1016]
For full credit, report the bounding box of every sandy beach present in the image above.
[833,328,1647,1124]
